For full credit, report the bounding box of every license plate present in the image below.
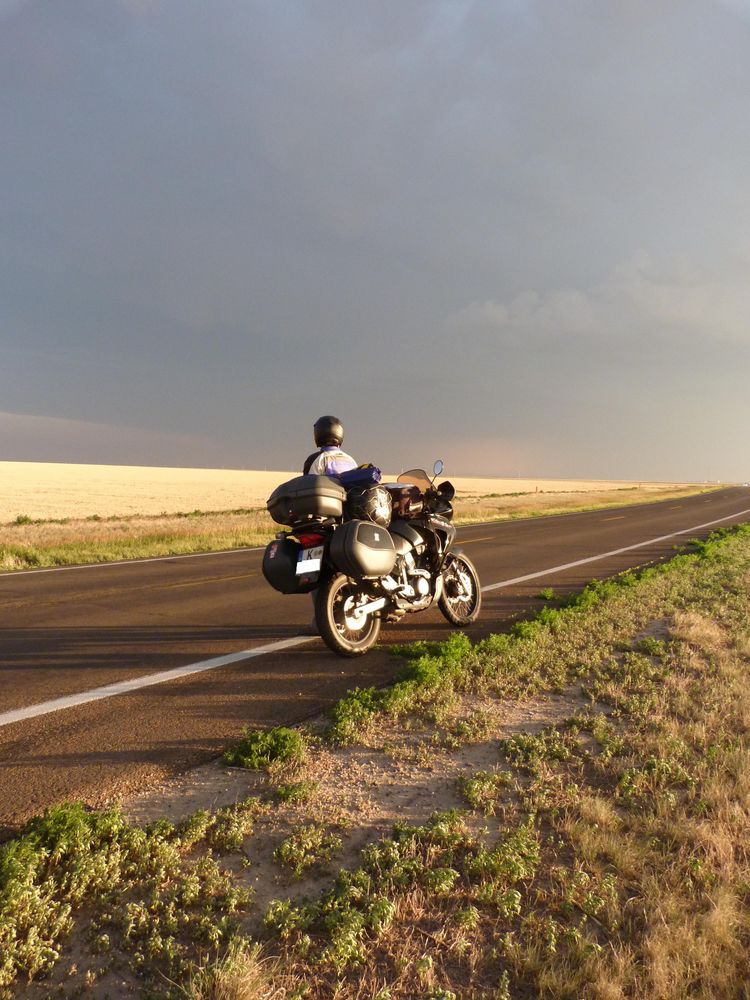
[296,545,323,575]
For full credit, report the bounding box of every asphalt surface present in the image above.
[1,486,749,832]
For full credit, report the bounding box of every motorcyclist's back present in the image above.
[303,415,357,477]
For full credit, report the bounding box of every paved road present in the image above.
[1,487,749,832]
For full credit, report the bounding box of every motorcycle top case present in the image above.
[262,535,319,594]
[267,474,346,526]
[329,519,397,580]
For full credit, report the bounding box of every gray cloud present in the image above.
[453,250,750,345]
[1,1,749,480]
[713,0,750,20]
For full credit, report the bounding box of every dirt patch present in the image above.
[123,689,586,940]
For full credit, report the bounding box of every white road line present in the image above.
[0,637,313,729]
[480,507,750,592]
[3,505,750,731]
[1,545,266,577]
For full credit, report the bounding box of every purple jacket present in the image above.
[303,446,357,477]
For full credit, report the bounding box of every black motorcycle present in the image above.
[262,461,481,656]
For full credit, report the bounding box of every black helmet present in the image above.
[346,486,392,527]
[314,415,344,447]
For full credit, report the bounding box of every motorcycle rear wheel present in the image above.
[438,553,482,626]
[315,573,382,657]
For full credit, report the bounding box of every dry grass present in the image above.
[0,509,275,571]
[0,460,712,571]
[185,940,288,1000]
[545,606,750,1000]
[0,509,275,570]
[1,460,703,522]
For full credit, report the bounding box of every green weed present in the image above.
[0,802,253,990]
[275,780,318,804]
[223,726,308,770]
[274,825,344,877]
[537,587,557,600]
[460,770,514,815]
[265,812,540,974]
[634,635,668,657]
[499,728,576,773]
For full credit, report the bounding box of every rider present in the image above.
[303,415,357,477]
[298,415,357,637]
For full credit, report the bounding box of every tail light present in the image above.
[295,531,326,548]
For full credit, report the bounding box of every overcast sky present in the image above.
[2,0,749,480]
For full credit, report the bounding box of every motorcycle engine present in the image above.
[384,548,432,608]
[378,522,433,611]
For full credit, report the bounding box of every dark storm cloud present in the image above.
[1,0,749,479]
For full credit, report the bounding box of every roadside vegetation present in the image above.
[0,484,716,572]
[0,508,274,572]
[449,483,718,528]
[1,524,749,998]
[222,726,309,771]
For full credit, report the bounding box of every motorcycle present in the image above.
[262,460,482,656]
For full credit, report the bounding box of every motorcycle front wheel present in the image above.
[315,573,382,657]
[438,553,482,626]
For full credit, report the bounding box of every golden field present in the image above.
[0,460,702,522]
[0,461,714,571]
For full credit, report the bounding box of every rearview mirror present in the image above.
[433,459,444,478]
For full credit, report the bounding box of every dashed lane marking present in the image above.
[480,507,750,593]
[0,571,258,612]
[2,505,750,730]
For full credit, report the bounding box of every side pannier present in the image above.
[329,520,397,580]
[262,535,321,593]
[267,474,346,526]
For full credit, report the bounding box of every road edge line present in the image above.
[0,636,313,729]
[4,506,750,730]
[480,507,750,592]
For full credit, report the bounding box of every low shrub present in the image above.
[223,726,308,769]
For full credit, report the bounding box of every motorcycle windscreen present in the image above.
[397,468,431,491]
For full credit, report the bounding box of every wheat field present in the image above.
[0,460,701,522]
[0,461,712,571]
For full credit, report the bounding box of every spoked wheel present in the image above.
[438,553,482,626]
[315,573,381,657]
